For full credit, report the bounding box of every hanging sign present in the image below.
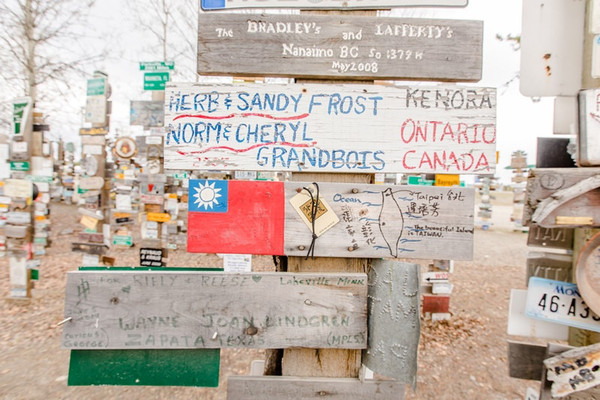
[197,14,482,81]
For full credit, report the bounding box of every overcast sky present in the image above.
[79,0,554,183]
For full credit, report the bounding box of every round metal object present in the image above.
[114,137,137,159]
[575,232,600,316]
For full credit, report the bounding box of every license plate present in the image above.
[526,277,600,333]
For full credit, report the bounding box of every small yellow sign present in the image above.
[80,215,98,230]
[435,174,460,187]
[113,212,132,219]
[147,212,171,223]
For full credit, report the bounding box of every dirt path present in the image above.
[0,200,538,399]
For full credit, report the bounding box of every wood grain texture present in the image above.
[544,343,600,398]
[201,0,467,10]
[61,271,367,350]
[284,182,474,260]
[524,168,600,227]
[507,340,547,381]
[282,172,366,378]
[164,82,497,174]
[227,376,404,400]
[527,224,574,250]
[197,14,481,81]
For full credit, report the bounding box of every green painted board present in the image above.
[68,266,221,387]
[10,161,29,171]
[68,349,220,387]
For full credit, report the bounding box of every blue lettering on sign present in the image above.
[256,147,385,171]
[201,0,225,9]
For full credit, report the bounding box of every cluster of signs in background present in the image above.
[1,97,56,298]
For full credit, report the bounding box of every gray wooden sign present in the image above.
[165,83,496,175]
[526,252,573,286]
[227,376,404,400]
[62,271,367,350]
[283,182,475,260]
[197,14,482,81]
[524,168,600,227]
[527,224,574,250]
[130,100,164,130]
[362,260,419,388]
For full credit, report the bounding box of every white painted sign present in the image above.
[4,179,32,198]
[578,89,600,166]
[31,156,53,176]
[224,254,252,272]
[423,271,449,283]
[116,194,132,211]
[201,0,467,10]
[553,96,577,135]
[520,0,585,96]
[507,289,568,340]
[85,95,107,125]
[165,83,496,175]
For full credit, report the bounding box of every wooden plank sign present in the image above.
[524,168,600,227]
[527,224,574,250]
[202,0,467,10]
[62,271,367,349]
[544,342,600,398]
[507,340,547,381]
[227,376,403,400]
[165,83,496,175]
[197,14,481,81]
[362,261,419,387]
[526,252,573,286]
[187,180,474,260]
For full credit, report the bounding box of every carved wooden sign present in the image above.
[165,83,496,175]
[187,180,475,260]
[527,224,574,250]
[526,252,573,286]
[524,168,600,227]
[197,14,482,81]
[362,260,419,387]
[62,271,367,350]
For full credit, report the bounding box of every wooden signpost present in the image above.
[165,83,496,174]
[62,271,367,350]
[197,14,482,81]
[187,180,475,260]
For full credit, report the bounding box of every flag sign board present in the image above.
[61,271,367,349]
[139,61,175,71]
[144,72,170,91]
[201,0,468,10]
[197,14,482,81]
[187,180,475,260]
[165,83,496,175]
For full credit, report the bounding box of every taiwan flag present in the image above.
[187,179,285,255]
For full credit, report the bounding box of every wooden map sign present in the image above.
[526,252,573,286]
[524,168,600,227]
[197,14,481,81]
[201,0,467,10]
[165,83,496,175]
[62,271,367,350]
[187,180,474,260]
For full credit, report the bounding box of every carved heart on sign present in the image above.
[252,275,262,283]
